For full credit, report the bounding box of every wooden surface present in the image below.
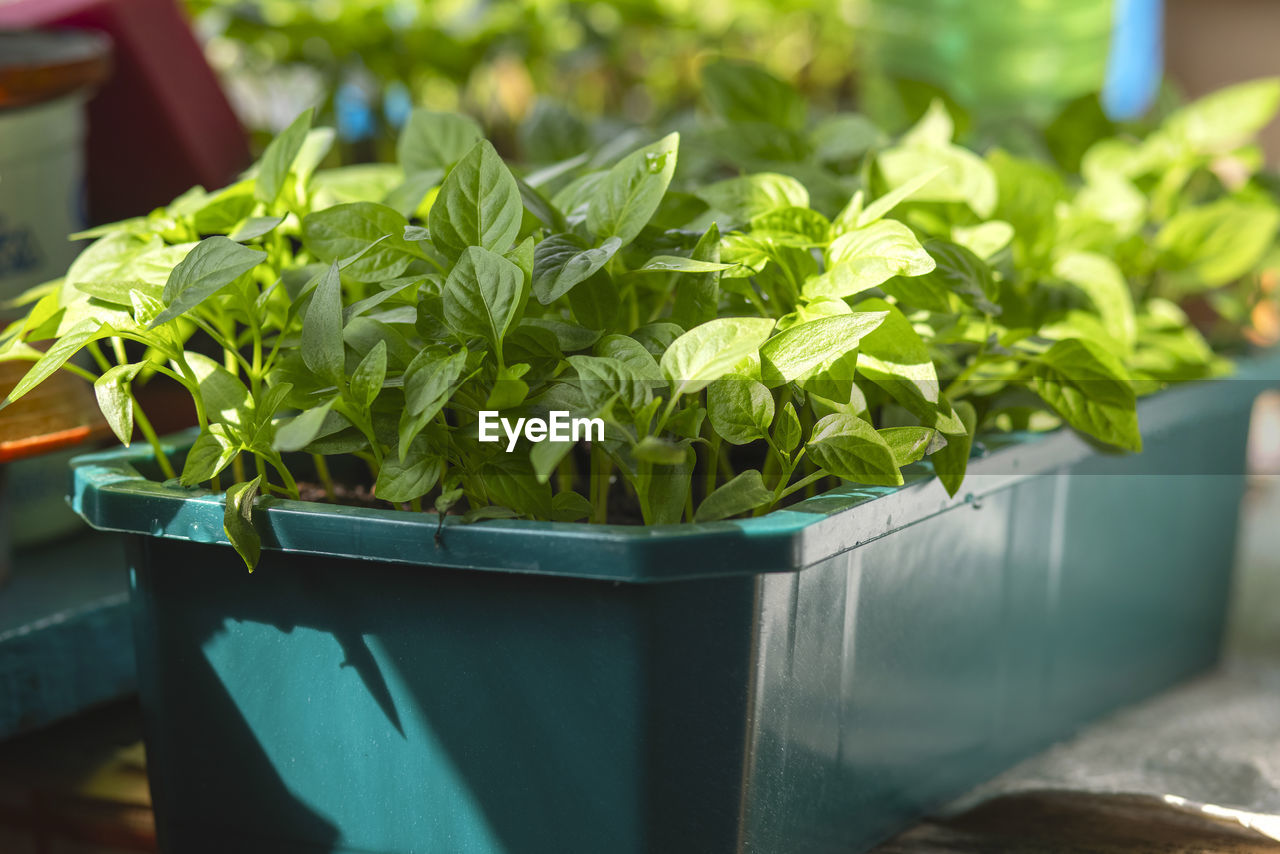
[0,700,154,854]
[0,361,107,464]
[0,714,1278,853]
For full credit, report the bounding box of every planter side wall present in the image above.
[128,537,758,854]
[740,399,1252,853]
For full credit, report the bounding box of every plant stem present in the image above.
[312,453,336,501]
[265,454,301,499]
[703,434,721,501]
[590,443,611,524]
[85,341,111,372]
[131,399,176,480]
[779,469,827,501]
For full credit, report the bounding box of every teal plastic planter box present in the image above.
[68,358,1276,854]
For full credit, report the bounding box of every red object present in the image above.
[0,0,250,223]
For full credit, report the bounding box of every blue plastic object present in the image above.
[862,0,1164,122]
[1104,0,1164,119]
[69,355,1278,853]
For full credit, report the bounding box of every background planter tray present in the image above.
[67,351,1280,854]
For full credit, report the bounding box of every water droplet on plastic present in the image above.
[965,493,982,510]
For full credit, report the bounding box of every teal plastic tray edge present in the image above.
[67,352,1280,583]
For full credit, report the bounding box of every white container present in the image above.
[0,93,87,301]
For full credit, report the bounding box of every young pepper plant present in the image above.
[7,75,1275,571]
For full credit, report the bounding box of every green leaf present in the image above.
[93,363,144,445]
[828,220,935,274]
[399,345,469,455]
[695,470,774,522]
[702,60,806,131]
[878,144,997,218]
[633,435,689,466]
[1033,338,1141,451]
[292,127,336,190]
[660,317,776,396]
[480,460,554,518]
[855,166,946,229]
[902,99,955,147]
[888,239,996,314]
[774,401,802,454]
[520,318,601,353]
[760,313,887,388]
[989,149,1067,268]
[853,298,944,421]
[952,221,1015,260]
[462,506,522,523]
[670,224,723,330]
[531,439,575,485]
[230,215,285,243]
[550,490,594,522]
[377,443,444,503]
[255,108,313,204]
[302,262,345,385]
[224,476,263,571]
[252,382,294,444]
[193,185,256,235]
[1163,78,1280,155]
[801,261,893,301]
[568,354,652,413]
[707,375,774,445]
[153,237,265,327]
[806,221,935,301]
[443,246,525,353]
[428,140,523,260]
[531,234,621,304]
[637,454,692,524]
[807,413,903,486]
[384,170,442,219]
[594,334,662,378]
[486,362,531,411]
[301,202,420,283]
[182,424,240,487]
[274,400,336,453]
[878,426,934,466]
[567,270,620,330]
[933,399,977,497]
[398,109,484,174]
[516,176,565,231]
[435,486,465,515]
[349,339,387,408]
[811,113,884,162]
[749,207,831,246]
[2,319,102,407]
[696,173,808,223]
[635,255,737,274]
[1155,200,1280,289]
[183,352,251,427]
[1053,251,1136,352]
[586,133,679,246]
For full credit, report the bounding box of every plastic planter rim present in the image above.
[68,353,1278,584]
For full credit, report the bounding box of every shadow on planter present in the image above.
[131,536,756,853]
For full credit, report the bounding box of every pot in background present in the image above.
[0,29,110,304]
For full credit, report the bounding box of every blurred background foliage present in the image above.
[185,0,863,160]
